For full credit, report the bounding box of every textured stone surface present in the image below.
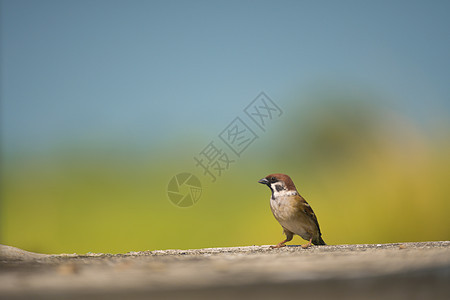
[1,241,449,299]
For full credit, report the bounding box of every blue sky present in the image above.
[2,0,449,153]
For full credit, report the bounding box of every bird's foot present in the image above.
[270,243,286,249]
[301,239,313,249]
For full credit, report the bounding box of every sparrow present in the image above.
[258,173,326,248]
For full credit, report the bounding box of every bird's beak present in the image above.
[258,178,269,185]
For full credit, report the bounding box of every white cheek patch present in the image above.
[272,182,285,192]
[271,183,298,198]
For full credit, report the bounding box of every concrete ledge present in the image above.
[1,241,449,299]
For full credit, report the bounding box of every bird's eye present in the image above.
[271,177,276,182]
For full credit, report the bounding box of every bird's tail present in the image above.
[313,236,326,246]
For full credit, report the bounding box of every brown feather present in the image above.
[261,173,326,246]
[264,173,297,191]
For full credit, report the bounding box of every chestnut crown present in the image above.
[258,173,297,192]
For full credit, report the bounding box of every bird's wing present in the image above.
[296,195,322,236]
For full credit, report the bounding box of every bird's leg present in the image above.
[270,229,294,249]
[270,239,289,249]
[301,238,313,249]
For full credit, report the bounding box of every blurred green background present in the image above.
[1,0,449,254]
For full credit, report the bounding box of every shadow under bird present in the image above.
[258,173,326,248]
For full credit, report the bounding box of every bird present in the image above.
[258,173,326,249]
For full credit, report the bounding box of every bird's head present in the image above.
[258,173,297,196]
